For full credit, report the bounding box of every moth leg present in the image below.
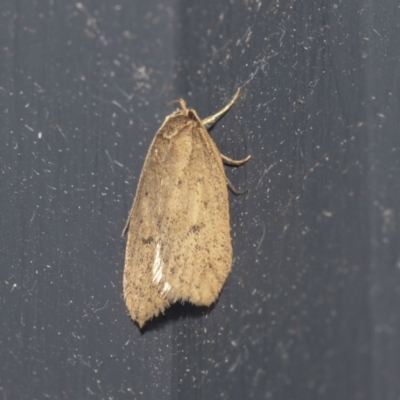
[202,88,241,127]
[221,151,251,194]
[226,177,248,195]
[221,153,251,166]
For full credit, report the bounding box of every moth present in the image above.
[123,89,250,328]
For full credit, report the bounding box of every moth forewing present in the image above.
[123,89,250,328]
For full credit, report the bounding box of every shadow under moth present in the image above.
[123,88,250,328]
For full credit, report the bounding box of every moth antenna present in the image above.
[202,88,241,127]
[168,99,188,112]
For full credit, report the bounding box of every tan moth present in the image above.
[123,89,250,328]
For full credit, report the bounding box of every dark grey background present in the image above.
[1,0,400,399]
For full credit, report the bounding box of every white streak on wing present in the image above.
[161,282,171,295]
[152,243,164,284]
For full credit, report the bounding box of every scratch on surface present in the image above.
[279,29,286,46]
[56,125,68,141]
[29,280,37,293]
[105,150,115,174]
[77,355,92,368]
[113,83,134,101]
[114,160,124,168]
[94,300,109,313]
[34,82,45,93]
[302,154,328,185]
[111,100,128,113]
[249,368,266,397]
[243,53,276,86]
[256,222,266,252]
[256,164,274,189]
[211,40,233,58]
[236,27,252,46]
[373,29,382,37]
[228,355,242,373]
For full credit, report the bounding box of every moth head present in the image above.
[168,99,202,123]
[157,101,203,140]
